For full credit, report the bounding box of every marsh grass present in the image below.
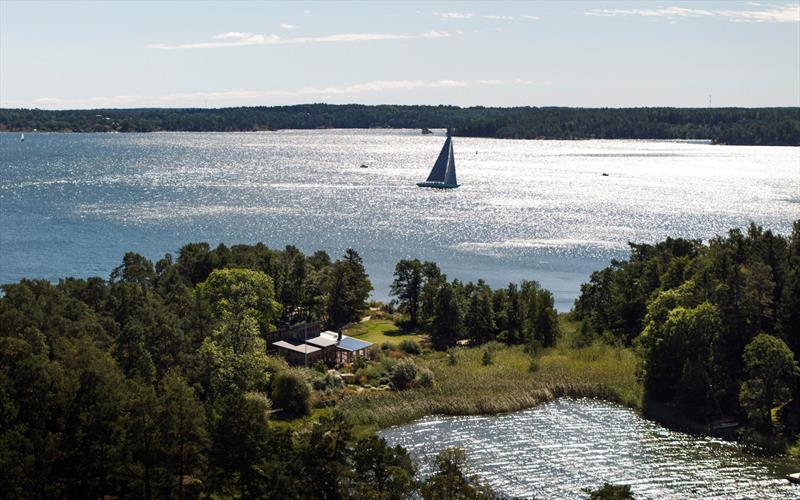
[339,315,642,430]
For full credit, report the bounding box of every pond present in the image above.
[379,398,800,499]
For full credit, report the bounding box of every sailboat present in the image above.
[417,129,459,189]
[20,133,25,142]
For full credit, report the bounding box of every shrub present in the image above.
[272,371,311,416]
[481,350,492,366]
[582,483,635,499]
[418,367,435,388]
[390,359,418,390]
[399,339,422,355]
[313,360,327,373]
[312,372,344,392]
[352,355,369,370]
[447,350,458,366]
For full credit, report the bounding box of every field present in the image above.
[344,317,424,345]
[337,315,643,431]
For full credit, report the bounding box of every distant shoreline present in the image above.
[2,104,798,145]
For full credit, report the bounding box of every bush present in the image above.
[312,372,344,392]
[481,350,492,366]
[399,339,422,355]
[313,360,327,373]
[272,371,311,416]
[447,350,458,365]
[418,367,435,388]
[582,483,635,499]
[352,355,369,370]
[390,359,418,390]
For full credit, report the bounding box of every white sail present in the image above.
[417,129,459,189]
[425,136,451,183]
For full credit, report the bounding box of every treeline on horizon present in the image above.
[2,104,799,145]
[575,221,800,442]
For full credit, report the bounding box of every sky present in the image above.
[1,1,798,109]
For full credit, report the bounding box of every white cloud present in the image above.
[212,32,256,39]
[716,5,799,23]
[484,15,514,20]
[521,15,540,20]
[279,23,297,30]
[433,12,474,19]
[2,79,545,109]
[148,30,449,50]
[584,4,799,23]
[585,7,714,19]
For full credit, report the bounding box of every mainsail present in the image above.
[418,129,459,188]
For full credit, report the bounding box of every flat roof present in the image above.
[319,331,373,351]
[337,337,373,352]
[273,340,320,354]
[306,335,338,348]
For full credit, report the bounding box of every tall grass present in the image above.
[339,317,642,429]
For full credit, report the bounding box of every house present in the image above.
[266,321,321,344]
[318,330,372,365]
[271,329,373,367]
[272,340,323,365]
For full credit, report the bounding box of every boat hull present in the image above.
[416,182,460,189]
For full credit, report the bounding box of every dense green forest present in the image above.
[3,240,551,498]
[2,104,799,145]
[3,223,798,497]
[390,259,558,350]
[575,221,800,440]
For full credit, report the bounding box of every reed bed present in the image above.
[339,339,642,429]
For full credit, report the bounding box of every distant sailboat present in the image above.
[417,129,459,189]
[20,133,25,142]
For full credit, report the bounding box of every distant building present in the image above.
[266,321,321,344]
[271,329,372,367]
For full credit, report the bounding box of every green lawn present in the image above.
[344,318,424,345]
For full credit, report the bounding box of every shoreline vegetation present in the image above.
[339,314,642,431]
[2,104,800,145]
[2,221,799,497]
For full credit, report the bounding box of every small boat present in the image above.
[20,133,25,142]
[709,418,739,431]
[601,172,609,176]
[787,472,800,484]
[360,164,369,168]
[417,129,460,189]
[421,127,432,135]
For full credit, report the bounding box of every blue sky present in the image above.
[1,1,798,109]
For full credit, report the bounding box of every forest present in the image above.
[2,104,799,145]
[2,241,560,498]
[575,221,800,441]
[2,221,798,498]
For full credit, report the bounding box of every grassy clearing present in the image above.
[270,407,334,432]
[344,318,423,345]
[338,315,642,430]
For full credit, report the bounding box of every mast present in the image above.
[443,130,457,186]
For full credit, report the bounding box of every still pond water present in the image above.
[1,130,798,309]
[379,398,800,499]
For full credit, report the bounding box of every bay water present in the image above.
[1,130,797,310]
